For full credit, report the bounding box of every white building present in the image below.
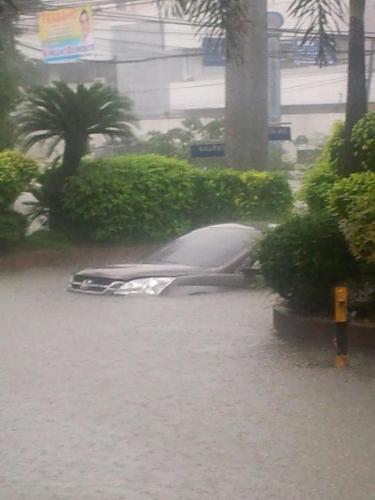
[16,0,375,145]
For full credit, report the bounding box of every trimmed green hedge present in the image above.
[189,168,244,225]
[320,121,345,172]
[329,172,375,264]
[0,150,38,210]
[258,212,359,312]
[351,112,375,172]
[299,161,339,213]
[62,154,292,241]
[238,171,292,217]
[0,150,38,251]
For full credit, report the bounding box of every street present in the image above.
[1,267,375,500]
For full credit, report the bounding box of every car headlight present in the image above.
[113,277,175,296]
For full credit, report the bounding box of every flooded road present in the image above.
[1,267,375,499]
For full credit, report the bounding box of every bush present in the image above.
[238,171,292,217]
[258,213,359,312]
[351,112,375,172]
[63,155,196,241]
[0,150,38,209]
[189,168,244,224]
[62,154,293,242]
[0,210,27,250]
[329,172,375,264]
[299,161,339,213]
[321,121,345,172]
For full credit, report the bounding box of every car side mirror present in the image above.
[242,260,261,279]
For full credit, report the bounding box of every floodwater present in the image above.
[1,268,375,499]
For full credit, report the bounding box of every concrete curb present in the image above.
[273,304,375,348]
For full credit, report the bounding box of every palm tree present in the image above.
[164,0,368,174]
[161,0,268,170]
[290,0,367,174]
[17,81,137,227]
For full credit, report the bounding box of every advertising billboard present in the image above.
[39,6,95,64]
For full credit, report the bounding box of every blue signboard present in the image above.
[268,126,291,141]
[191,143,225,158]
[191,128,291,158]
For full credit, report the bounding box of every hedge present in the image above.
[329,172,375,264]
[258,212,359,312]
[0,150,38,210]
[62,154,292,241]
[299,161,339,213]
[351,112,375,172]
[238,170,292,217]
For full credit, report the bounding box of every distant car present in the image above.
[68,223,262,297]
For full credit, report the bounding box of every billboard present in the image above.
[39,6,95,63]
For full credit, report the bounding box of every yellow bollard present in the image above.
[335,286,349,368]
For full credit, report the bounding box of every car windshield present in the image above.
[144,226,258,268]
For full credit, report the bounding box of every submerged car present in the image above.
[68,223,262,296]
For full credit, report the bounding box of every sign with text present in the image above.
[191,143,225,158]
[191,128,291,158]
[268,126,291,141]
[39,6,95,63]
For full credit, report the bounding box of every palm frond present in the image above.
[15,81,138,157]
[158,0,249,59]
[289,0,346,66]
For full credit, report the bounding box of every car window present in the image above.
[144,227,259,268]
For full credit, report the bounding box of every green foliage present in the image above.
[329,172,375,264]
[320,121,345,172]
[0,210,27,250]
[258,212,359,312]
[62,154,293,242]
[136,117,225,158]
[0,44,42,150]
[351,112,375,172]
[17,81,137,161]
[299,161,339,213]
[0,150,38,209]
[189,168,243,224]
[238,171,292,217]
[16,81,137,226]
[63,155,195,241]
[0,49,19,149]
[141,128,194,158]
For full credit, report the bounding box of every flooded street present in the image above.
[1,267,375,500]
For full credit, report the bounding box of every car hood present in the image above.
[75,263,207,281]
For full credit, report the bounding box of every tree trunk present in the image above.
[48,137,87,229]
[225,0,268,170]
[342,0,367,175]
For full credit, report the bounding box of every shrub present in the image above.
[0,210,27,250]
[351,112,375,172]
[0,150,38,209]
[63,155,196,241]
[258,212,359,312]
[238,171,292,217]
[63,154,294,242]
[321,121,345,172]
[329,172,375,264]
[190,168,243,224]
[299,161,338,213]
